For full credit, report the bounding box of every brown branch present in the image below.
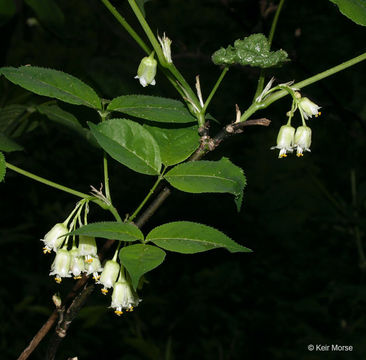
[17,117,270,360]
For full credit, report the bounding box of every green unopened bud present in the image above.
[49,249,71,283]
[270,124,295,158]
[111,279,141,316]
[41,223,68,254]
[78,236,97,263]
[135,52,157,87]
[98,260,120,295]
[298,97,321,119]
[294,125,311,157]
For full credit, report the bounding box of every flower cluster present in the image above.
[271,90,320,158]
[40,200,140,316]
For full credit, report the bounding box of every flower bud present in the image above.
[98,260,120,295]
[49,249,71,283]
[41,223,68,254]
[270,125,295,158]
[294,125,312,157]
[134,52,157,87]
[158,33,172,64]
[111,279,141,316]
[78,236,97,263]
[298,97,321,119]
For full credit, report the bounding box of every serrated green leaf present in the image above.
[89,118,162,175]
[146,221,251,254]
[120,244,166,290]
[0,105,28,133]
[329,0,366,26]
[108,95,196,124]
[212,33,288,68]
[37,103,97,146]
[0,152,5,182]
[0,66,102,109]
[164,158,246,211]
[69,222,144,242]
[0,133,24,152]
[144,124,199,166]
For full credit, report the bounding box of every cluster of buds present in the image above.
[271,92,320,158]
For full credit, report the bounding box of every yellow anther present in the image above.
[43,247,51,254]
[280,154,287,158]
[101,288,108,295]
[55,277,62,284]
[296,153,303,157]
[114,310,123,316]
[93,275,100,282]
[85,258,93,264]
[73,275,82,280]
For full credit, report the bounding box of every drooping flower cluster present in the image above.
[41,200,103,283]
[269,87,319,158]
[40,199,140,316]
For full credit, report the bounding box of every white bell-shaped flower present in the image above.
[78,236,97,264]
[271,124,295,158]
[294,125,312,157]
[69,248,85,279]
[49,249,71,283]
[111,278,141,316]
[98,260,120,295]
[134,52,157,87]
[85,256,103,282]
[41,223,68,254]
[299,97,321,120]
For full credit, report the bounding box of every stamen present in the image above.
[280,154,287,158]
[43,247,51,254]
[297,153,304,157]
[114,310,123,316]
[73,275,82,279]
[55,276,62,284]
[93,274,101,282]
[101,288,108,295]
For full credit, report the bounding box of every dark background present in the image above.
[1,0,366,359]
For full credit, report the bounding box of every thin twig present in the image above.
[18,117,270,360]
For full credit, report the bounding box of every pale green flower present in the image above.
[135,53,157,87]
[111,279,141,316]
[299,97,321,120]
[49,249,71,283]
[271,124,295,158]
[41,223,68,254]
[85,256,103,282]
[294,125,312,157]
[69,248,85,279]
[98,260,120,295]
[78,236,97,264]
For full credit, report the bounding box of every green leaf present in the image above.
[144,124,199,166]
[0,66,102,109]
[89,118,162,175]
[120,244,166,290]
[164,158,246,211]
[25,0,64,30]
[108,95,196,124]
[37,103,97,146]
[0,152,5,182]
[69,222,144,242]
[146,221,251,254]
[212,33,288,68]
[0,133,24,152]
[329,0,366,26]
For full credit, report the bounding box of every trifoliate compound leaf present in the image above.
[0,152,5,182]
[212,33,288,68]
